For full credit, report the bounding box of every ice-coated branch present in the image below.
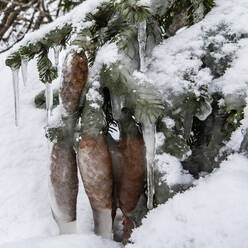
[11,68,20,126]
[143,121,156,210]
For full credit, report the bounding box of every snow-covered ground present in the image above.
[128,154,248,248]
[1,0,248,247]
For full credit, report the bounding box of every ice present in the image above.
[138,20,147,72]
[11,68,20,126]
[111,94,125,120]
[53,46,60,68]
[21,58,28,87]
[45,83,53,125]
[142,121,156,210]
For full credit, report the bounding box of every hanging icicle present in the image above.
[53,46,60,68]
[21,58,28,87]
[46,82,53,125]
[138,20,147,72]
[11,68,20,126]
[111,94,125,120]
[142,121,156,210]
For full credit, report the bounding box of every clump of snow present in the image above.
[155,153,193,186]
[162,117,175,129]
[94,43,120,68]
[86,87,103,104]
[155,132,165,148]
[128,154,248,248]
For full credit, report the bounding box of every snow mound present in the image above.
[127,154,248,248]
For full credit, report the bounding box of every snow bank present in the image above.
[128,154,248,248]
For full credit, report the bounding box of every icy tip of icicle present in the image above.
[11,67,20,127]
[143,121,156,210]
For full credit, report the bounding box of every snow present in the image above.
[155,153,194,187]
[128,154,248,248]
[94,43,120,68]
[146,0,248,101]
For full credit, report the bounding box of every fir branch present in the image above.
[5,51,21,69]
[37,51,58,83]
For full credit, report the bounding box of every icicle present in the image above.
[46,83,53,125]
[21,58,28,87]
[111,94,125,120]
[138,20,147,72]
[53,46,60,68]
[143,121,156,210]
[11,68,20,126]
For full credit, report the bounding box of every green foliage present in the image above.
[59,0,85,13]
[34,90,59,109]
[115,0,151,24]
[156,0,216,36]
[101,64,129,96]
[37,52,58,83]
[203,0,216,15]
[133,87,164,123]
[46,126,64,143]
[5,52,21,69]
[43,24,73,48]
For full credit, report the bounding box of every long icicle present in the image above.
[54,46,60,68]
[46,82,53,125]
[11,68,20,126]
[21,58,28,87]
[138,20,147,72]
[143,122,156,210]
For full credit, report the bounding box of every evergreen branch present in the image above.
[37,51,58,83]
[5,51,21,69]
[134,87,164,123]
